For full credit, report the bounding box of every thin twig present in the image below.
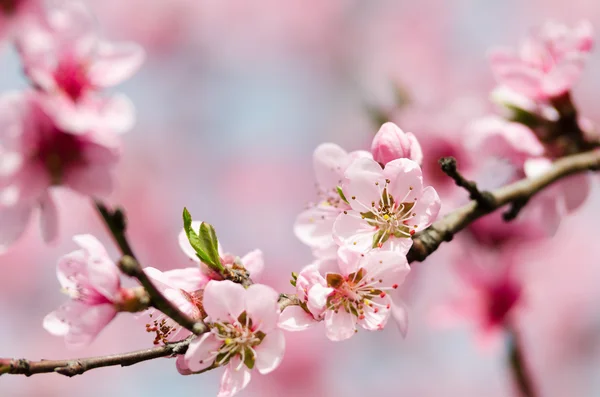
[438,156,496,209]
[0,338,191,377]
[408,149,600,263]
[506,323,537,397]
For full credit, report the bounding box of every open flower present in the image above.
[16,1,144,134]
[43,235,126,348]
[280,248,410,341]
[333,157,440,254]
[371,122,423,166]
[294,143,371,259]
[183,281,285,397]
[489,20,594,100]
[142,267,209,344]
[178,220,264,280]
[0,90,121,251]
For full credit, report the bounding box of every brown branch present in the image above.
[507,323,537,397]
[438,156,496,209]
[0,337,191,377]
[408,149,600,263]
[94,201,207,336]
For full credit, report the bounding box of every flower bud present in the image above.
[371,122,423,166]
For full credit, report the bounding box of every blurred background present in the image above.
[2,0,600,396]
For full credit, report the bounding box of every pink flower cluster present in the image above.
[0,1,144,251]
[288,122,439,340]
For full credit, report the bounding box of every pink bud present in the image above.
[371,122,423,166]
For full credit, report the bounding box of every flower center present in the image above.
[53,55,92,102]
[325,268,394,323]
[207,312,266,370]
[35,126,84,185]
[355,180,418,248]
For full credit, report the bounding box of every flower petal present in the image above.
[391,301,409,338]
[324,309,356,341]
[203,280,245,322]
[332,210,375,252]
[178,221,202,262]
[72,234,120,300]
[255,329,285,375]
[185,333,222,372]
[294,204,340,249]
[88,41,145,87]
[343,157,386,212]
[245,284,280,332]
[313,143,350,190]
[384,158,423,203]
[278,306,317,331]
[240,249,264,280]
[410,186,441,230]
[218,359,252,397]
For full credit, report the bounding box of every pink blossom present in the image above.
[333,157,440,254]
[142,266,209,344]
[294,143,371,259]
[16,1,144,134]
[183,280,285,397]
[179,220,264,280]
[0,90,121,251]
[371,122,423,166]
[280,248,410,341]
[43,234,126,348]
[489,20,594,100]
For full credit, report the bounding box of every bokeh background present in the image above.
[2,0,600,396]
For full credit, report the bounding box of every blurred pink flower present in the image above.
[294,143,371,259]
[371,122,423,166]
[333,157,440,254]
[0,90,121,251]
[433,246,523,350]
[17,1,144,134]
[179,220,264,280]
[280,248,410,341]
[183,281,285,397]
[142,266,209,343]
[43,234,125,348]
[489,20,594,100]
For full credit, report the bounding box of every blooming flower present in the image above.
[371,122,423,166]
[0,90,121,251]
[280,248,410,341]
[294,143,371,259]
[142,266,209,344]
[489,20,594,100]
[333,157,440,254]
[16,1,144,134]
[183,280,285,397]
[43,234,128,348]
[179,220,264,280]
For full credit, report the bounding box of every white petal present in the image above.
[254,329,285,375]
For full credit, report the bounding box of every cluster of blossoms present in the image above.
[1,3,598,396]
[0,0,144,251]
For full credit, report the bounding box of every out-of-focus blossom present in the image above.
[280,248,410,341]
[333,157,440,254]
[371,122,423,166]
[489,20,594,100]
[0,90,121,251]
[432,246,523,350]
[294,143,371,259]
[43,234,128,348]
[142,266,209,344]
[182,280,285,397]
[0,0,41,42]
[17,1,144,134]
[179,220,264,280]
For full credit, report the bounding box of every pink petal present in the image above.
[62,163,114,197]
[307,284,333,315]
[362,250,410,287]
[382,237,414,254]
[313,143,350,190]
[254,329,285,375]
[185,333,222,372]
[162,267,210,292]
[0,203,33,253]
[410,186,441,230]
[293,204,340,248]
[218,359,252,397]
[240,249,264,280]
[358,295,391,331]
[343,157,386,212]
[203,280,246,323]
[560,173,590,212]
[178,221,202,262]
[88,41,145,88]
[384,158,423,203]
[335,246,362,277]
[176,355,193,375]
[391,301,409,338]
[72,234,120,300]
[39,191,59,243]
[332,210,375,252]
[64,303,117,349]
[406,133,423,165]
[278,306,317,331]
[324,309,356,341]
[245,284,280,332]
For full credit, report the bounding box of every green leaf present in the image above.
[182,208,223,272]
[372,229,390,248]
[243,347,256,369]
[337,186,349,204]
